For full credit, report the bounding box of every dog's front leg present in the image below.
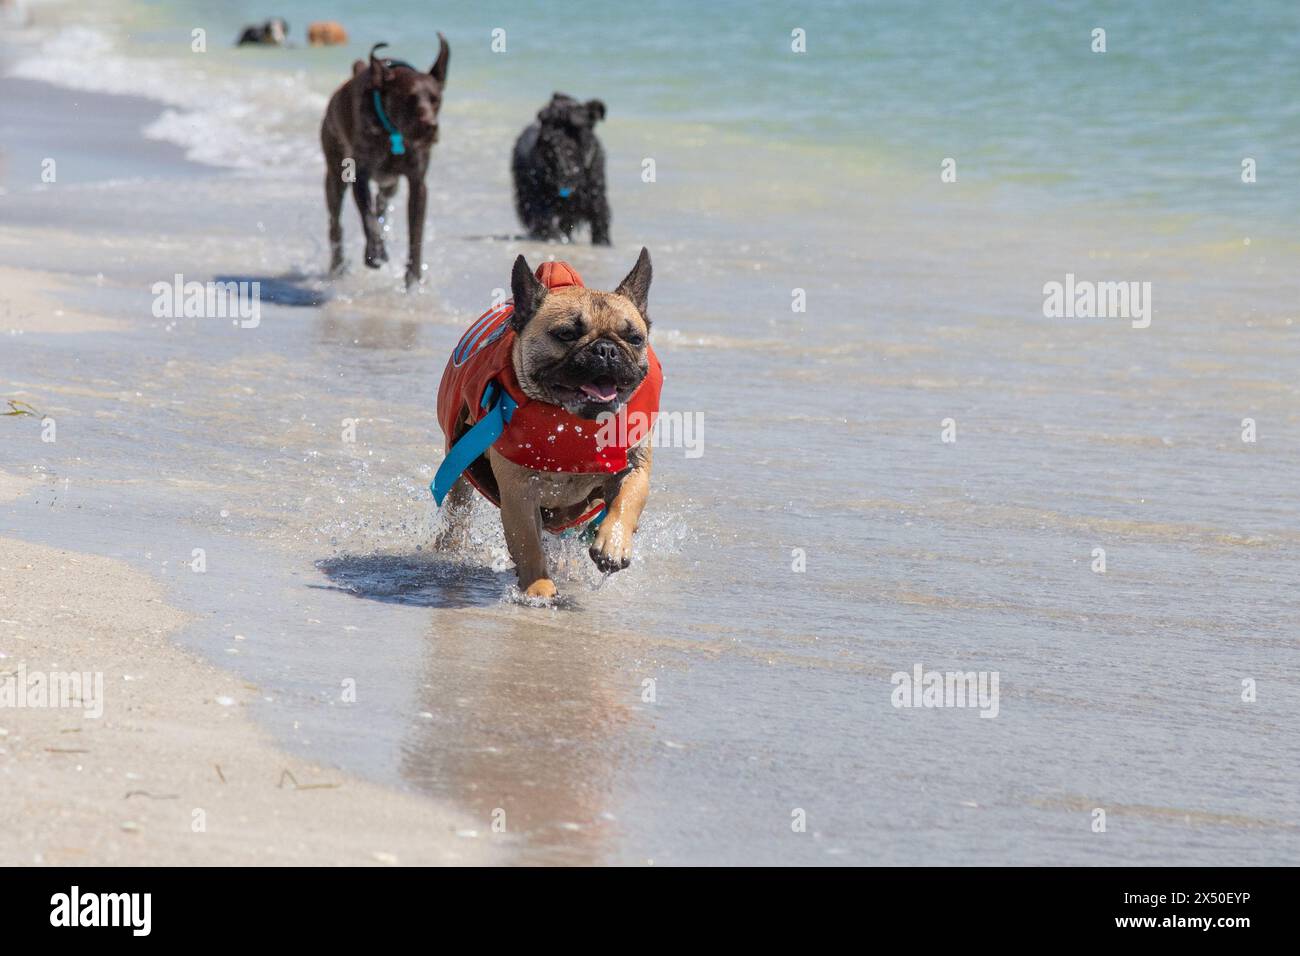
[589,194,612,246]
[351,170,387,268]
[588,157,611,245]
[405,172,427,288]
[591,442,652,573]
[323,151,347,274]
[489,449,555,599]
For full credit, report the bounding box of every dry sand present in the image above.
[0,519,497,866]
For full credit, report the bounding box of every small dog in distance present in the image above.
[236,18,289,46]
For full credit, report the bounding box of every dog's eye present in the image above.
[551,327,579,343]
[625,332,645,347]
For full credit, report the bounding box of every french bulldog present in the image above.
[438,250,658,600]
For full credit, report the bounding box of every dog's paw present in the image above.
[364,242,388,268]
[523,578,558,600]
[589,521,633,574]
[404,265,422,289]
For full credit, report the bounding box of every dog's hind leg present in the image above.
[351,171,387,268]
[432,475,475,553]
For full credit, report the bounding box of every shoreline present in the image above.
[0,76,213,193]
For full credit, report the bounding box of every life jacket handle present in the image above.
[430,381,515,505]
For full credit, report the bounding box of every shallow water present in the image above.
[2,4,1299,864]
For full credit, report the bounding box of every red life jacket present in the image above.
[436,261,663,529]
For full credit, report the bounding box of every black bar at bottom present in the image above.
[0,866,1281,940]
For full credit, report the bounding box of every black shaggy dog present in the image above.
[511,93,610,245]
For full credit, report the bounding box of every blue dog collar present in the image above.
[558,186,573,198]
[372,89,406,156]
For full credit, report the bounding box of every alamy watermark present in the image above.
[0,665,104,719]
[891,663,999,718]
[50,886,151,936]
[1042,273,1151,329]
[596,409,704,458]
[151,274,261,328]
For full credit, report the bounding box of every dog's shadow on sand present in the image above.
[312,553,506,609]
[213,272,331,308]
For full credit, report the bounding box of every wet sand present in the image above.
[0,523,495,866]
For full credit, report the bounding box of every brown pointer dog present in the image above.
[439,250,656,600]
[320,38,449,287]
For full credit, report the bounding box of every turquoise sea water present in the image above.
[34,0,1296,230]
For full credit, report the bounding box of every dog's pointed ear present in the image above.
[615,247,652,323]
[368,42,391,87]
[510,255,547,332]
[351,58,367,78]
[430,32,449,84]
[586,99,606,123]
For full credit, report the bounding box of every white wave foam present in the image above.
[7,23,327,172]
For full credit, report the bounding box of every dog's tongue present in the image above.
[579,382,618,402]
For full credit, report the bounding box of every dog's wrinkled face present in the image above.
[535,93,606,195]
[367,37,450,146]
[511,249,652,420]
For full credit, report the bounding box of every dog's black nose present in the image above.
[589,339,620,365]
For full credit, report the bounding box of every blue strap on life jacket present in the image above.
[371,89,406,156]
[562,505,607,540]
[431,381,516,505]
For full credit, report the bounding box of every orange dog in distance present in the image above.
[308,22,348,46]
